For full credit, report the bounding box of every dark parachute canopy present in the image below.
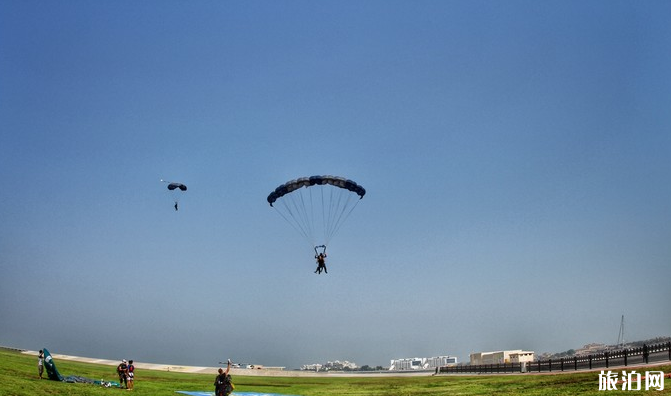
[267,176,365,206]
[267,175,365,248]
[167,182,187,191]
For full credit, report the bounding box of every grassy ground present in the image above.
[1,349,669,395]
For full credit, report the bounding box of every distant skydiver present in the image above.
[314,245,327,274]
[161,179,187,211]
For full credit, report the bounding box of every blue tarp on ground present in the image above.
[176,392,301,396]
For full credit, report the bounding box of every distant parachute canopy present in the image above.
[267,175,365,248]
[167,182,187,192]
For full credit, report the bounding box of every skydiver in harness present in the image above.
[174,201,178,211]
[214,360,233,396]
[314,245,327,274]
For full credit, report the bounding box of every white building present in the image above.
[389,356,458,371]
[301,360,358,371]
[509,351,535,363]
[469,350,535,365]
[324,360,358,370]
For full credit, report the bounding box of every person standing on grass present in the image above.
[38,350,44,379]
[214,360,233,396]
[126,360,135,391]
[117,359,128,389]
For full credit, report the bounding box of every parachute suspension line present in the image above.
[320,186,327,245]
[326,190,357,245]
[297,188,317,246]
[328,195,361,243]
[296,187,314,245]
[323,186,335,245]
[276,198,311,244]
[319,187,347,246]
[278,192,315,246]
[325,186,345,245]
[324,187,340,244]
[307,186,317,246]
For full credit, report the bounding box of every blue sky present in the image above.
[1,0,670,369]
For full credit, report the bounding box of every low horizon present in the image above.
[6,334,670,371]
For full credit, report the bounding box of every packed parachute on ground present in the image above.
[42,348,120,388]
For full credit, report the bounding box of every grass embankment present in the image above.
[1,348,669,395]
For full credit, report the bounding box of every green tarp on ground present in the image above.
[43,348,64,381]
[42,348,119,387]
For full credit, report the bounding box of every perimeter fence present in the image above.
[437,342,671,375]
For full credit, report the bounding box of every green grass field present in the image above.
[1,349,669,395]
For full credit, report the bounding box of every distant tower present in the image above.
[617,315,625,348]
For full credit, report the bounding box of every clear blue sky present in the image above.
[1,0,670,369]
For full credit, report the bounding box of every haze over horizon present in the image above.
[1,1,670,369]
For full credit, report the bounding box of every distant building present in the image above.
[575,343,607,356]
[509,351,535,363]
[324,360,358,370]
[300,360,358,371]
[300,363,323,371]
[389,356,458,371]
[469,350,535,365]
